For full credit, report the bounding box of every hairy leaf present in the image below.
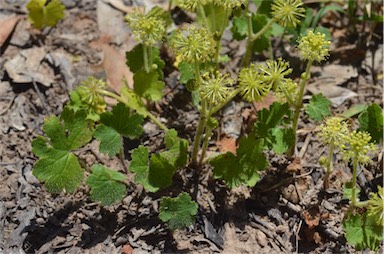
[133,70,165,102]
[159,192,198,230]
[343,212,383,251]
[148,154,176,189]
[120,86,149,117]
[358,103,383,143]
[27,0,65,29]
[94,103,143,156]
[32,109,92,193]
[305,93,331,121]
[125,44,165,73]
[211,135,268,189]
[86,164,127,206]
[254,102,294,154]
[160,129,189,168]
[32,137,83,193]
[129,146,158,192]
[178,62,195,84]
[231,15,248,40]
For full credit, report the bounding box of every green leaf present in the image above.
[178,62,195,84]
[99,103,143,139]
[231,15,248,40]
[341,104,368,119]
[32,109,92,193]
[343,212,383,251]
[254,102,294,154]
[93,125,121,157]
[120,86,149,117]
[251,14,271,53]
[133,70,165,102]
[125,44,165,74]
[305,93,331,121]
[358,103,383,143]
[159,192,198,230]
[342,181,360,201]
[27,0,65,29]
[32,137,83,193]
[86,164,127,206]
[211,135,268,189]
[93,103,143,156]
[253,0,272,17]
[129,146,159,192]
[148,154,177,189]
[160,129,189,168]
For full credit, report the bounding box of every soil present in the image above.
[0,0,383,254]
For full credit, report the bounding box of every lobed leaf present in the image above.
[27,0,65,29]
[133,70,165,102]
[343,212,383,251]
[305,93,331,121]
[31,109,92,193]
[32,137,83,193]
[125,44,165,75]
[86,164,127,206]
[358,103,383,143]
[159,192,198,230]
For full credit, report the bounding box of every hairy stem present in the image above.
[241,17,275,67]
[351,158,359,207]
[192,100,207,165]
[214,7,229,65]
[211,87,242,115]
[323,144,334,190]
[98,90,169,132]
[197,3,209,29]
[143,45,150,73]
[288,60,313,158]
[199,123,213,165]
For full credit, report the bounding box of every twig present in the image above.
[0,96,15,116]
[32,80,50,114]
[298,133,312,159]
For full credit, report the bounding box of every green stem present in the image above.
[143,45,150,73]
[214,8,229,65]
[98,90,169,132]
[324,144,334,190]
[351,158,359,207]
[241,18,275,67]
[281,85,296,107]
[148,46,153,71]
[211,87,242,115]
[197,3,209,29]
[199,123,213,165]
[192,99,207,165]
[288,60,313,158]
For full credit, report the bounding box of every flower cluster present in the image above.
[318,117,349,147]
[259,58,293,90]
[341,131,377,165]
[200,71,234,105]
[75,76,107,115]
[170,25,215,63]
[298,30,331,62]
[274,78,298,103]
[126,8,166,46]
[238,64,271,102]
[367,186,384,226]
[212,0,247,9]
[174,0,208,12]
[271,0,305,27]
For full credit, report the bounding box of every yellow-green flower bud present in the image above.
[367,186,384,226]
[210,0,247,9]
[170,25,215,64]
[207,117,219,129]
[342,131,377,165]
[298,30,331,63]
[200,71,234,105]
[274,78,298,103]
[238,64,271,102]
[318,117,349,148]
[126,9,166,46]
[271,0,305,27]
[174,0,208,12]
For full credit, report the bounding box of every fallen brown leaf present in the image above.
[217,135,237,154]
[0,15,23,49]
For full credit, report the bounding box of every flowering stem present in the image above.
[199,121,213,165]
[214,8,229,65]
[281,85,296,107]
[148,46,153,71]
[288,60,313,158]
[143,45,150,73]
[241,17,275,67]
[324,144,334,190]
[351,158,359,208]
[211,87,242,115]
[192,99,207,166]
[197,3,209,30]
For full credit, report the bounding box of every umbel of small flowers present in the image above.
[317,117,350,189]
